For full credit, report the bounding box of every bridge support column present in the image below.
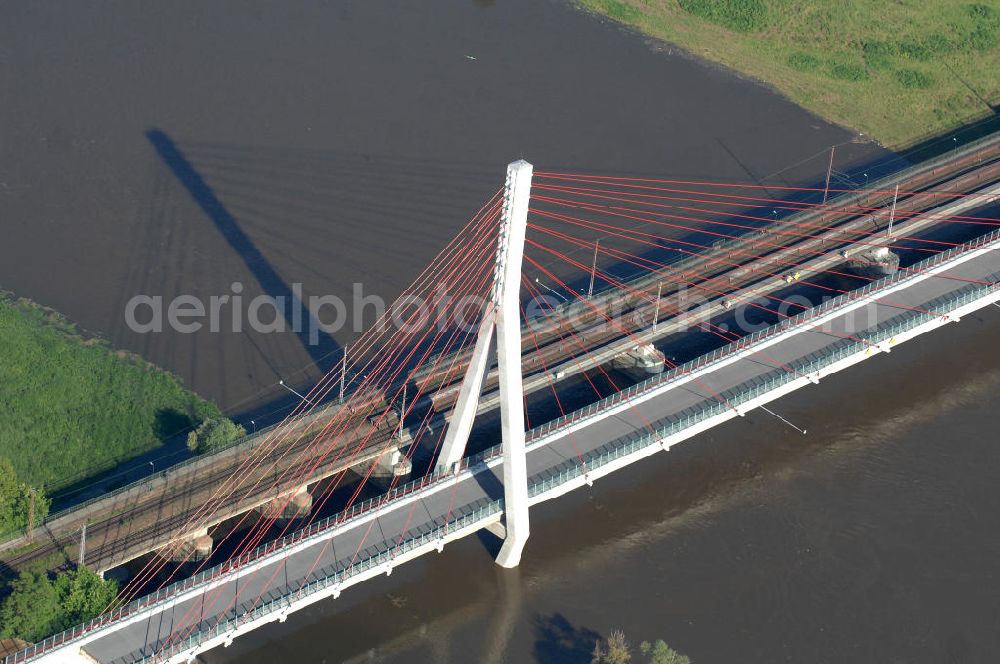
[163,528,213,562]
[610,343,666,380]
[373,443,413,479]
[258,485,313,520]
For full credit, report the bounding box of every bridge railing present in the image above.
[527,227,1000,441]
[8,231,1000,664]
[530,273,1000,497]
[143,274,1000,663]
[138,498,504,663]
[3,388,398,550]
[0,404,330,546]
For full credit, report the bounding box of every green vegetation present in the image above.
[0,568,117,642]
[592,630,690,664]
[896,68,935,89]
[579,0,1000,148]
[862,41,896,71]
[0,292,221,490]
[787,52,821,73]
[829,60,870,82]
[592,630,632,664]
[186,417,246,454]
[639,640,691,664]
[0,459,50,535]
[598,0,642,21]
[677,0,767,32]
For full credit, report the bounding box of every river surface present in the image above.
[3,1,998,663]
[1,0,883,415]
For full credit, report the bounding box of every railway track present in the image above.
[413,137,1000,410]
[2,407,400,574]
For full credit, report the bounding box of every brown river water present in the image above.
[2,1,998,662]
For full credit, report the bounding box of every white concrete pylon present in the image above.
[494,160,532,568]
[436,307,496,470]
[435,160,533,568]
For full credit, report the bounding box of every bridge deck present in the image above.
[61,235,1000,664]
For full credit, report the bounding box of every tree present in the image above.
[0,571,63,642]
[594,631,691,664]
[0,457,49,535]
[56,566,119,625]
[0,568,118,643]
[640,640,691,664]
[593,630,631,664]
[186,418,246,454]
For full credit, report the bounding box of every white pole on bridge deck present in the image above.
[279,379,314,406]
[653,281,662,330]
[822,146,836,205]
[398,383,406,440]
[587,239,600,298]
[887,184,899,238]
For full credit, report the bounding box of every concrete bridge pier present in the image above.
[162,528,213,563]
[845,245,900,278]
[610,343,666,380]
[257,485,313,521]
[342,441,412,493]
[371,442,413,480]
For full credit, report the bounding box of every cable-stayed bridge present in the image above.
[5,132,1000,664]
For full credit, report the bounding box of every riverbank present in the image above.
[580,0,1000,148]
[0,292,221,491]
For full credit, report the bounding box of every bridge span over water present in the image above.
[6,144,1000,663]
[5,132,999,579]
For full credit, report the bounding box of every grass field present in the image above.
[580,0,1000,148]
[0,292,221,490]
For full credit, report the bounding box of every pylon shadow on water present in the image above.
[145,128,341,375]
